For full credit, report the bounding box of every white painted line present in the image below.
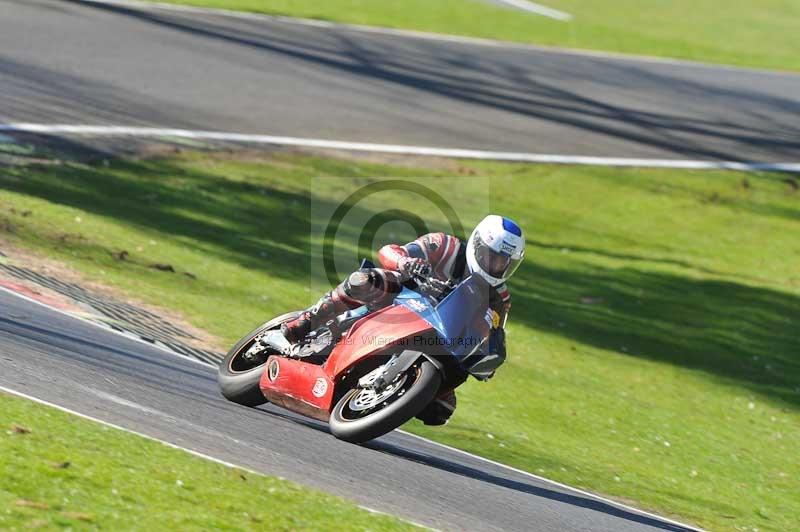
[0,383,435,530]
[0,384,436,530]
[396,429,704,531]
[4,284,699,530]
[356,505,438,532]
[2,123,798,173]
[70,0,800,75]
[493,0,572,21]
[0,384,257,472]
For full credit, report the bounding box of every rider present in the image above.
[282,215,525,425]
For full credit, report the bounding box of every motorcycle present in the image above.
[217,263,496,443]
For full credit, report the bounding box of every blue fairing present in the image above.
[396,275,492,367]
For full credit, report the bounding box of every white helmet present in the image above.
[466,215,525,287]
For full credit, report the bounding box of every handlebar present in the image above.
[412,272,455,299]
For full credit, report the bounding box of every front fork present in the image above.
[358,350,444,393]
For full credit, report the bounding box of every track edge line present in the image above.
[2,123,799,173]
[0,384,436,531]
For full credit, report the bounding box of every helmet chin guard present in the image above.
[466,215,525,287]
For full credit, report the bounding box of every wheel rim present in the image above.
[338,366,420,421]
[227,312,302,374]
[228,338,274,373]
[228,322,290,374]
[348,374,408,411]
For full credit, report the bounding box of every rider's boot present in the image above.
[281,289,359,343]
[415,389,457,426]
[281,294,334,344]
[281,269,400,344]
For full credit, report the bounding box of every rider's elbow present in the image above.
[377,244,405,270]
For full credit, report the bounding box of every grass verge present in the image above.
[154,0,800,71]
[0,392,417,530]
[1,147,799,530]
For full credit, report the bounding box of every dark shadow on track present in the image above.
[255,404,332,433]
[0,315,215,384]
[365,438,696,531]
[242,401,694,530]
[0,54,213,128]
[57,0,800,161]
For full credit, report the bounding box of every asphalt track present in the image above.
[1,0,800,162]
[0,288,702,532]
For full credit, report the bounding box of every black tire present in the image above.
[218,311,300,407]
[329,359,441,443]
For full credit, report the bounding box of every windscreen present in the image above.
[432,275,492,360]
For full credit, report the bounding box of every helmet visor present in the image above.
[505,255,523,279]
[473,233,522,280]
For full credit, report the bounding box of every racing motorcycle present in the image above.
[217,262,496,443]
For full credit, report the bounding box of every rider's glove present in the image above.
[398,257,431,279]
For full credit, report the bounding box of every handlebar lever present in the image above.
[412,273,455,298]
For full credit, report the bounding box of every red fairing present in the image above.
[259,306,432,419]
[260,356,334,421]
[378,244,407,270]
[325,305,432,378]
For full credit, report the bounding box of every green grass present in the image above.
[0,393,417,531]
[155,0,800,71]
[1,150,800,530]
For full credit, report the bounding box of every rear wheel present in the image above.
[329,359,441,443]
[217,312,300,407]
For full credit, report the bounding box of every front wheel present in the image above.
[218,312,300,407]
[329,359,441,443]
